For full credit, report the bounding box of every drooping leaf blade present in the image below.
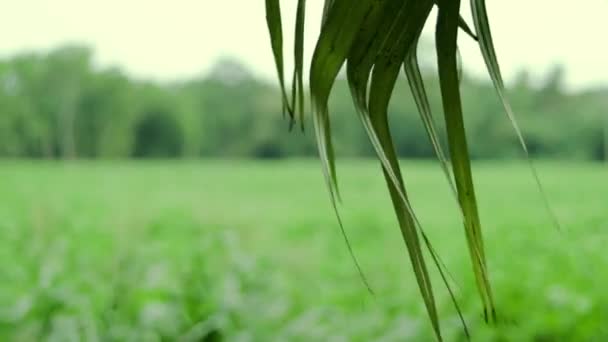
[321,0,335,27]
[265,0,293,120]
[432,0,478,41]
[366,3,441,336]
[345,1,471,339]
[293,0,307,130]
[309,0,379,294]
[404,45,457,197]
[310,0,375,198]
[470,0,562,231]
[436,0,496,322]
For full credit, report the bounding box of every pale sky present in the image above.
[1,0,607,89]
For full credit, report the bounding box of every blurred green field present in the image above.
[0,160,606,341]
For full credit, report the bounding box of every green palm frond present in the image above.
[471,0,562,231]
[292,0,307,130]
[265,0,532,339]
[265,0,293,121]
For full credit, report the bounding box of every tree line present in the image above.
[0,45,606,160]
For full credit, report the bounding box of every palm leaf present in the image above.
[366,1,442,337]
[470,0,562,231]
[265,0,293,120]
[321,0,334,27]
[263,0,542,338]
[309,0,375,198]
[436,0,495,322]
[292,0,306,130]
[310,0,378,293]
[404,45,457,197]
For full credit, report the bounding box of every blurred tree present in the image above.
[0,46,605,161]
[45,45,92,159]
[131,84,184,158]
[76,68,134,158]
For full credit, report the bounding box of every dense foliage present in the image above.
[0,45,606,161]
[1,161,606,340]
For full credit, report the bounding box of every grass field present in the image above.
[0,160,606,341]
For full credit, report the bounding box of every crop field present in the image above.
[0,160,606,341]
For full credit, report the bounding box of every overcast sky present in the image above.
[1,0,607,89]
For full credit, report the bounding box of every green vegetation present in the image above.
[0,46,605,161]
[1,161,606,340]
[1,2,606,337]
[266,1,607,337]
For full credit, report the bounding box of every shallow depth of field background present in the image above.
[2,161,607,341]
[1,1,608,341]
